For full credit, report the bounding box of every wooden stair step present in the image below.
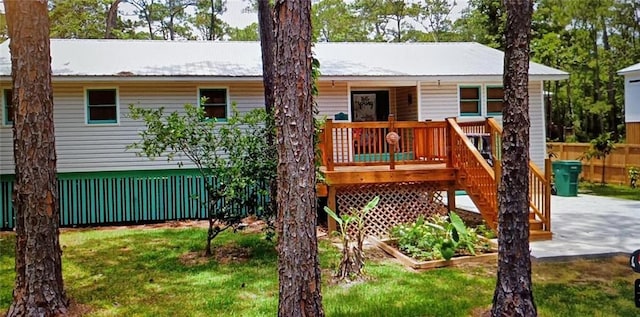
[529,219,543,231]
[529,229,553,241]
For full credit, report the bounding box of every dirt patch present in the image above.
[66,299,94,317]
[468,306,492,317]
[214,244,252,265]
[179,251,211,267]
[179,243,253,266]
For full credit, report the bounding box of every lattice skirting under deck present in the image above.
[336,182,447,238]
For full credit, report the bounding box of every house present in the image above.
[618,62,640,144]
[0,39,568,237]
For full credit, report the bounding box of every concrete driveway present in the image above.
[450,193,640,259]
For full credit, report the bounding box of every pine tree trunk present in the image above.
[273,1,324,316]
[491,0,537,316]
[257,0,278,220]
[5,1,69,316]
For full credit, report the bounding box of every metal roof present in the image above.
[618,62,640,75]
[0,39,568,80]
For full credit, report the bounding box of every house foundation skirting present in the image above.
[335,182,447,238]
[0,169,270,230]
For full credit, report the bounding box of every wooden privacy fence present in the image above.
[0,169,270,230]
[547,142,640,185]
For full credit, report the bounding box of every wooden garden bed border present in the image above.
[369,236,498,270]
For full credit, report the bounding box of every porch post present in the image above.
[388,114,395,170]
[325,119,334,171]
[327,186,337,233]
[544,158,552,232]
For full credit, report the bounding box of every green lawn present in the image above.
[579,182,640,201]
[1,228,638,316]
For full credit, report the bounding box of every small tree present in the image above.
[128,104,276,255]
[324,196,379,281]
[581,132,616,186]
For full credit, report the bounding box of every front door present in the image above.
[351,91,389,122]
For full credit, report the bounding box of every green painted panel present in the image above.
[0,169,270,230]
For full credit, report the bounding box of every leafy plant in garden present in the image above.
[128,103,276,256]
[390,212,491,261]
[628,166,639,189]
[324,196,379,281]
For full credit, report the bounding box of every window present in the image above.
[3,89,12,125]
[486,86,504,115]
[199,88,227,120]
[86,88,118,124]
[459,86,481,116]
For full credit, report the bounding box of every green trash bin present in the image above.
[552,160,582,197]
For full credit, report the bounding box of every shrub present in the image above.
[390,212,492,261]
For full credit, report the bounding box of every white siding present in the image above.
[419,82,459,120]
[625,73,640,123]
[0,81,266,174]
[316,82,349,120]
[529,81,546,168]
[0,79,549,173]
[418,80,547,169]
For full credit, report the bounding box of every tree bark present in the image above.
[491,0,537,316]
[273,0,324,316]
[257,0,278,220]
[105,0,122,39]
[5,1,68,316]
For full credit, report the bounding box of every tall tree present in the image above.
[312,0,368,42]
[454,0,506,49]
[491,0,536,316]
[50,0,111,38]
[257,0,278,241]
[272,0,324,316]
[105,0,123,38]
[193,0,228,40]
[5,1,69,316]
[415,0,457,42]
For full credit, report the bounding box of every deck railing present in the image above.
[319,115,449,171]
[484,118,552,232]
[447,118,498,228]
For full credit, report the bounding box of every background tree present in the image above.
[453,0,506,49]
[5,1,69,315]
[272,0,325,315]
[227,22,259,40]
[414,0,457,42]
[50,0,113,38]
[192,0,228,40]
[491,0,537,316]
[312,0,368,42]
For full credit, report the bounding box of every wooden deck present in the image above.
[317,116,553,241]
[320,163,455,185]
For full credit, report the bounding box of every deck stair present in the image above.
[447,118,552,240]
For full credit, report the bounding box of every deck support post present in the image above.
[327,186,337,234]
[446,184,456,212]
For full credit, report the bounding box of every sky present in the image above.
[206,0,470,29]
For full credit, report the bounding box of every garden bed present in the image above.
[369,236,498,270]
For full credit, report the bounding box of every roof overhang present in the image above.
[0,74,569,84]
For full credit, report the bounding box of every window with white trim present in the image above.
[459,86,481,116]
[486,86,504,116]
[3,89,12,125]
[86,88,118,124]
[199,88,228,120]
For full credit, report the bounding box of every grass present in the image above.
[579,182,640,201]
[1,227,638,316]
